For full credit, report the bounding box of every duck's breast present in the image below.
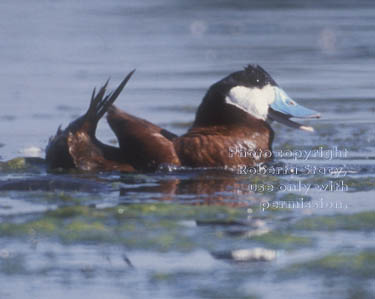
[174,125,273,167]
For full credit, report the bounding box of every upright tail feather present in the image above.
[81,69,135,135]
[46,70,136,170]
[86,69,136,124]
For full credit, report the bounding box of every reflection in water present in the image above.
[119,172,262,205]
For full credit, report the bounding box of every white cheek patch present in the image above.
[225,85,275,120]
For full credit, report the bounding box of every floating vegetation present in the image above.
[0,204,246,251]
[277,193,312,202]
[249,231,313,250]
[0,157,45,173]
[283,250,375,279]
[293,211,375,231]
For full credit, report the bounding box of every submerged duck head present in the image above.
[193,64,320,131]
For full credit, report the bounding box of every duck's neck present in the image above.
[193,98,268,129]
[192,98,275,151]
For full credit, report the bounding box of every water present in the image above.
[1,1,375,298]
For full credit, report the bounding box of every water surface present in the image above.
[0,1,374,298]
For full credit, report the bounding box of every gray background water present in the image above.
[1,0,374,159]
[0,1,375,299]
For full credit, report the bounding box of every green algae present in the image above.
[283,250,375,279]
[293,211,375,231]
[277,193,312,202]
[45,205,100,218]
[65,220,108,233]
[111,203,244,221]
[29,218,57,233]
[0,218,58,237]
[62,221,112,243]
[0,158,28,170]
[250,232,313,250]
[0,157,45,173]
[0,203,246,251]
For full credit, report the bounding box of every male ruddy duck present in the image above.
[46,65,320,172]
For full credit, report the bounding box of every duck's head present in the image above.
[194,64,320,131]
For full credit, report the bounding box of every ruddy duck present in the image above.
[46,65,320,171]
